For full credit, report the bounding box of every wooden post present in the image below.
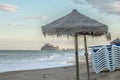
[84,35,90,80]
[74,33,80,80]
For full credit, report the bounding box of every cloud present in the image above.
[0,3,18,12]
[6,23,16,26]
[6,23,25,27]
[6,23,40,27]
[85,0,120,14]
[24,16,48,20]
[67,0,120,15]
[67,0,86,4]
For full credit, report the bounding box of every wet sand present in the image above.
[0,62,120,80]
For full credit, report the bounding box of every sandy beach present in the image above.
[0,62,120,80]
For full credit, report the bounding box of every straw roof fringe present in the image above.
[110,38,120,44]
[105,32,111,41]
[42,9,109,37]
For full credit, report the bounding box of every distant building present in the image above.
[41,43,59,50]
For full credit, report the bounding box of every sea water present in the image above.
[0,50,85,73]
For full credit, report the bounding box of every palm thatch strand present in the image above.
[42,9,108,37]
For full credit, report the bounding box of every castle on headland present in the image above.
[41,43,63,50]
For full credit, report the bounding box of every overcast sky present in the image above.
[0,0,120,50]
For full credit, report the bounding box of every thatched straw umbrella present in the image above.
[42,9,110,80]
[110,38,120,45]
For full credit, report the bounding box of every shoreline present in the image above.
[0,64,74,74]
[0,62,120,80]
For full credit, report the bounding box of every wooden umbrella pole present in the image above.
[74,33,80,80]
[84,35,90,80]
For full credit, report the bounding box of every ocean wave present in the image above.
[0,50,89,73]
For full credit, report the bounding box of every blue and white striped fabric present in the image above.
[91,45,120,73]
[112,45,120,70]
[91,46,109,73]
